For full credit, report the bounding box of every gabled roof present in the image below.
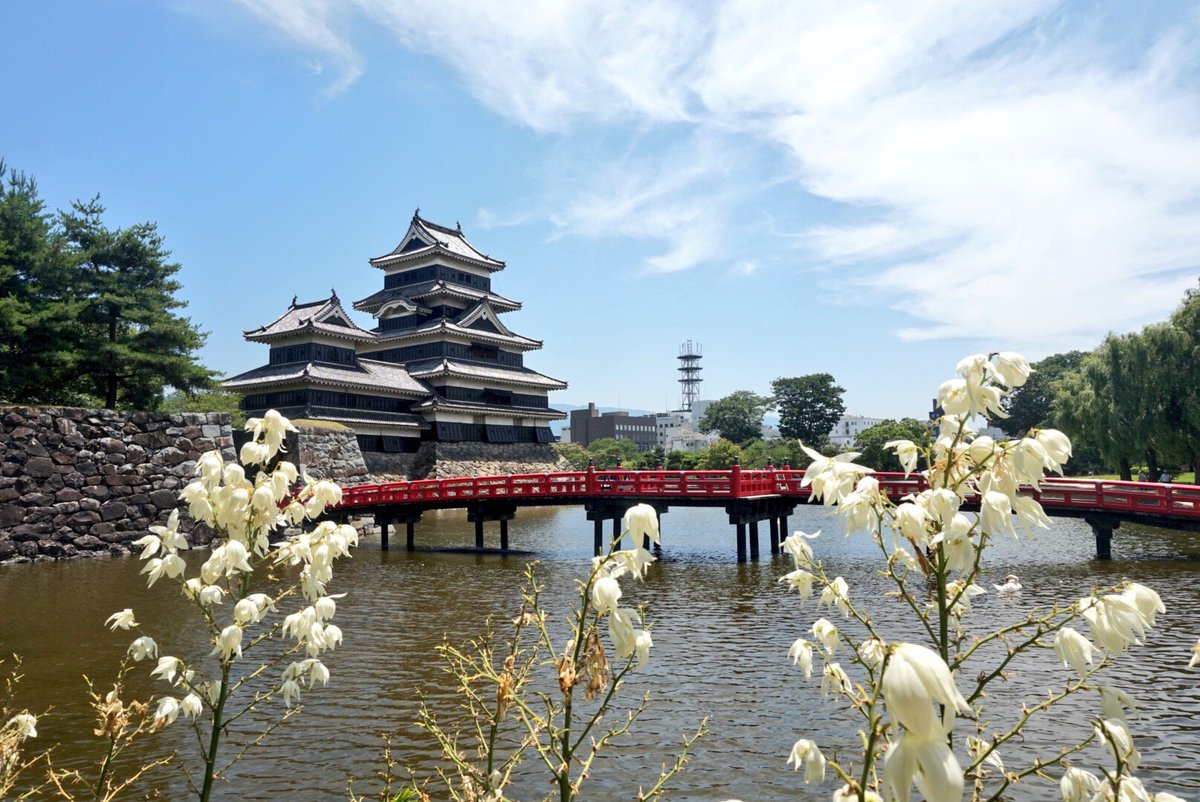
[456,301,514,334]
[352,282,520,315]
[368,319,544,351]
[406,358,568,390]
[370,212,505,272]
[245,294,378,344]
[222,358,431,397]
[412,396,567,420]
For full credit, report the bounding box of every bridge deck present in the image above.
[337,468,1200,530]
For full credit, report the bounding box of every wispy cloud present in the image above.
[226,0,1200,350]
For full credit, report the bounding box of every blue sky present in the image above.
[4,1,1199,419]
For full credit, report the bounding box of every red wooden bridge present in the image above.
[332,466,1200,561]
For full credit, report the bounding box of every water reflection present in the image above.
[2,506,1199,800]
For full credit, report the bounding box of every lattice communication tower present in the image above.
[677,340,703,412]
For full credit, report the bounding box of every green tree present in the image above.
[740,438,804,469]
[60,197,212,409]
[0,163,88,404]
[586,437,639,469]
[695,438,743,469]
[852,418,930,472]
[663,450,698,470]
[771,373,845,445]
[161,387,246,425]
[697,391,773,444]
[996,351,1086,437]
[629,446,665,470]
[1053,335,1148,480]
[553,442,592,470]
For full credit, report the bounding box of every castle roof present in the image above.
[222,358,430,396]
[412,396,567,420]
[370,212,505,271]
[353,282,520,316]
[406,358,568,390]
[244,294,377,344]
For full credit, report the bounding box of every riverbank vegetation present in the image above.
[1001,282,1200,480]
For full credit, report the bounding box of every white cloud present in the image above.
[226,0,1200,350]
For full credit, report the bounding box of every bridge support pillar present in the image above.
[406,520,416,552]
[1085,514,1121,561]
[379,519,389,552]
[585,501,669,556]
[467,503,518,551]
[780,513,789,549]
[727,499,797,562]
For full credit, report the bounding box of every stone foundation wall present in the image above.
[414,442,570,480]
[0,408,568,563]
[295,426,371,484]
[0,407,234,563]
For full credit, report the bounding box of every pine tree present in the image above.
[60,197,213,409]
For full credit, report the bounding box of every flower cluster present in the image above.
[589,504,658,668]
[106,410,357,792]
[777,353,1181,802]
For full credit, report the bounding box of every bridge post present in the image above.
[611,517,621,549]
[379,518,389,551]
[500,519,509,551]
[653,509,662,555]
[1085,514,1120,560]
[736,522,747,563]
[769,517,779,554]
[406,519,415,552]
[731,460,743,497]
[594,519,603,556]
[475,519,485,549]
[749,520,760,559]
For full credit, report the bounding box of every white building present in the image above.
[828,414,885,448]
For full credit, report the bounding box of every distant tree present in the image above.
[772,374,845,445]
[1053,335,1147,480]
[741,438,805,469]
[0,162,89,404]
[586,437,639,469]
[59,197,213,409]
[629,446,665,470]
[695,438,743,469]
[161,387,246,425]
[697,391,773,444]
[997,351,1086,437]
[553,442,592,470]
[852,418,930,473]
[664,450,698,470]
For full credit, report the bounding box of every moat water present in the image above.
[3,506,1200,800]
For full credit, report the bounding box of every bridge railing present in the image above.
[334,470,1200,521]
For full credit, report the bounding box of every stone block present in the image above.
[68,510,101,527]
[25,439,49,457]
[99,437,126,454]
[100,502,127,521]
[24,456,55,478]
[73,534,103,549]
[0,504,25,527]
[150,489,177,509]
